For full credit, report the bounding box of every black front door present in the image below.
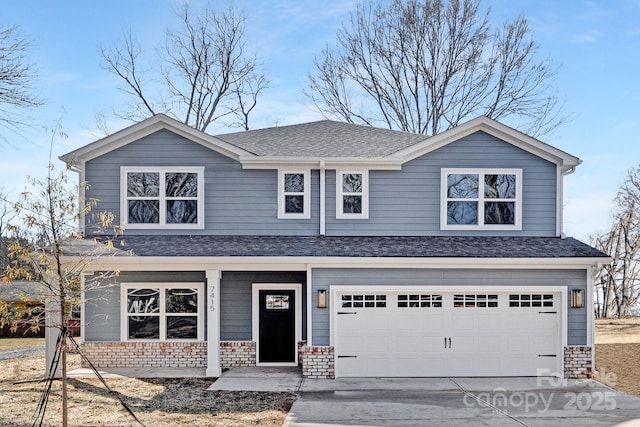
[258,289,295,363]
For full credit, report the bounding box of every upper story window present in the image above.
[278,169,311,219]
[441,168,522,230]
[121,166,204,229]
[336,170,369,219]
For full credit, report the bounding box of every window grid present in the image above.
[453,294,498,308]
[341,294,386,308]
[509,294,554,308]
[398,294,443,308]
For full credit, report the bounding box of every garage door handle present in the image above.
[337,312,358,315]
[448,337,452,349]
[337,355,358,358]
[444,337,452,348]
[538,354,557,357]
[538,311,557,314]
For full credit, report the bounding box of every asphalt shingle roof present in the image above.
[214,120,428,157]
[94,235,606,258]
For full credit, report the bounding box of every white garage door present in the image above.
[334,290,562,377]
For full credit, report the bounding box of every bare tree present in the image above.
[593,166,640,318]
[305,0,564,138]
[100,3,269,132]
[0,25,42,139]
[1,122,125,426]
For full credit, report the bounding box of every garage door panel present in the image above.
[475,335,502,353]
[368,313,392,329]
[505,335,531,352]
[476,313,502,330]
[335,291,561,378]
[420,312,446,328]
[396,336,420,352]
[505,313,532,330]
[451,313,475,330]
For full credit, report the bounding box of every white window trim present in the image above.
[120,166,205,230]
[120,282,205,342]
[440,168,522,230]
[336,169,369,219]
[278,169,311,219]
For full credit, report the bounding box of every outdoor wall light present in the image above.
[571,289,584,308]
[317,289,327,308]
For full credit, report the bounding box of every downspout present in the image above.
[558,164,578,238]
[79,159,86,236]
[320,160,326,236]
[63,157,85,236]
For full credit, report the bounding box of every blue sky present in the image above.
[1,0,638,242]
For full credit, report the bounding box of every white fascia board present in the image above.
[388,116,581,168]
[332,284,568,293]
[59,115,255,169]
[64,255,610,272]
[240,157,404,170]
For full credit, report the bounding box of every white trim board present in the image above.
[71,256,608,272]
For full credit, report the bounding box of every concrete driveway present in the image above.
[283,377,640,426]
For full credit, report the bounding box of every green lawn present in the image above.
[0,337,45,351]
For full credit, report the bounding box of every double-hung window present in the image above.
[121,283,204,341]
[121,166,204,229]
[278,169,311,219]
[336,170,369,219]
[441,168,522,230]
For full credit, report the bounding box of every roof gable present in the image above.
[59,114,255,169]
[388,116,580,170]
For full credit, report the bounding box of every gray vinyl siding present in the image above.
[325,131,557,236]
[85,129,320,236]
[311,268,587,347]
[220,271,307,341]
[83,271,205,341]
[86,129,557,238]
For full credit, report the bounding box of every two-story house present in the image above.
[60,114,607,379]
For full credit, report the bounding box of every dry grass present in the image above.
[0,337,44,351]
[595,317,640,344]
[595,317,640,398]
[0,354,295,426]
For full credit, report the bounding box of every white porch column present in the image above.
[44,276,62,378]
[206,270,222,377]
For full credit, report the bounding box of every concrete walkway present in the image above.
[284,377,640,427]
[209,366,303,392]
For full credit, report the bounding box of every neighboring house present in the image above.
[0,281,45,337]
[0,281,81,337]
[60,114,608,379]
